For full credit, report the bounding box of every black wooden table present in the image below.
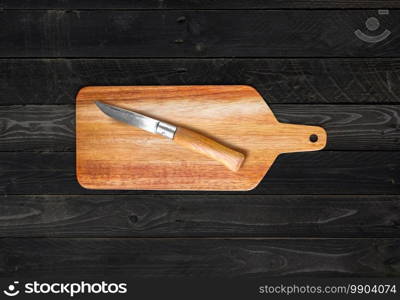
[0,1,399,278]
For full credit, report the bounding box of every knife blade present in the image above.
[96,101,176,139]
[95,101,245,172]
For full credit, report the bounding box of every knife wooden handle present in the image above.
[173,127,245,172]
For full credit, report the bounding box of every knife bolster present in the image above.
[173,127,245,172]
[156,121,177,139]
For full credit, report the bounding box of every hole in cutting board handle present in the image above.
[309,134,318,143]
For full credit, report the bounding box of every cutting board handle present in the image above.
[174,127,245,172]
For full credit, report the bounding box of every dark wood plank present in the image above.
[277,105,400,151]
[0,105,75,151]
[2,59,400,105]
[3,0,400,9]
[1,104,399,152]
[0,151,398,195]
[0,10,399,57]
[0,195,399,238]
[0,238,398,277]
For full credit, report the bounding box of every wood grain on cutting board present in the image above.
[76,85,326,190]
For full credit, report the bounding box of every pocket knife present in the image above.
[95,101,245,171]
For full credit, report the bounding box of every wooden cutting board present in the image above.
[76,85,326,191]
